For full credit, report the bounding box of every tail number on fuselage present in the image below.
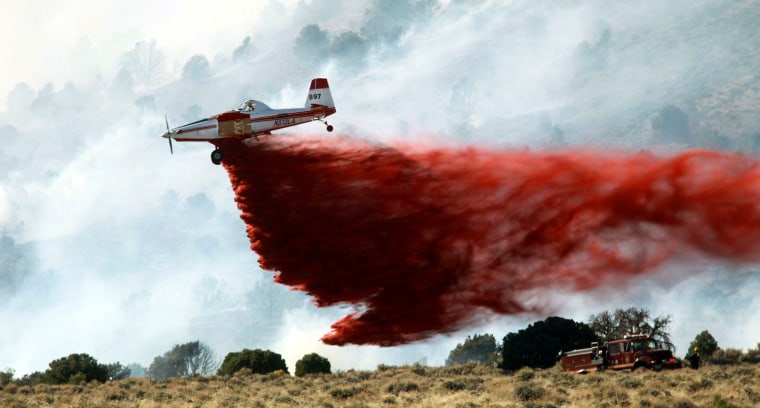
[274,118,296,126]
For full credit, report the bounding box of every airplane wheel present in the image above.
[211,149,223,165]
[326,125,334,132]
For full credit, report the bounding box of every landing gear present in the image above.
[317,118,334,132]
[211,149,223,165]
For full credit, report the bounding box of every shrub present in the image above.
[709,349,743,365]
[106,362,131,380]
[295,353,331,377]
[442,380,467,391]
[330,387,359,399]
[0,368,13,386]
[514,383,546,401]
[44,354,108,384]
[386,382,419,395]
[218,349,288,376]
[516,368,535,381]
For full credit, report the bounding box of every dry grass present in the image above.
[1,363,759,407]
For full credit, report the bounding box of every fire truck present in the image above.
[560,334,682,373]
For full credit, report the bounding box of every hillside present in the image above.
[2,363,759,408]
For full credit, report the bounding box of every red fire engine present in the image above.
[561,334,682,373]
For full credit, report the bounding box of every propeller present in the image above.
[164,114,173,154]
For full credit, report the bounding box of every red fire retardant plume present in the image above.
[221,135,760,346]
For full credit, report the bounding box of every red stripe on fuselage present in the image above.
[249,107,331,123]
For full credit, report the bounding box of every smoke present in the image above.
[1,0,759,374]
[223,135,760,345]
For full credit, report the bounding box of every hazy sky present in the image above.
[1,0,759,376]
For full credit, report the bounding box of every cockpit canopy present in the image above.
[236,99,272,112]
[237,100,256,112]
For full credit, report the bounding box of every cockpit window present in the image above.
[237,100,256,112]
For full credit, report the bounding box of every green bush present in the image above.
[0,368,13,386]
[330,387,359,399]
[44,354,108,384]
[217,349,288,376]
[514,383,546,401]
[386,382,419,395]
[295,353,331,377]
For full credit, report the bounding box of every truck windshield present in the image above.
[630,339,658,351]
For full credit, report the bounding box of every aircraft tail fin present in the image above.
[305,78,335,114]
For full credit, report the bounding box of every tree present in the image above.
[182,54,211,81]
[106,362,131,380]
[121,39,165,86]
[16,371,45,386]
[651,105,692,145]
[44,353,109,384]
[445,333,499,366]
[588,307,674,350]
[295,353,331,377]
[147,341,218,379]
[110,67,134,97]
[500,316,597,371]
[0,368,13,386]
[233,36,256,62]
[217,349,288,376]
[6,82,34,112]
[688,330,719,359]
[127,363,146,378]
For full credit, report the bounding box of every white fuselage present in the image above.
[166,101,334,143]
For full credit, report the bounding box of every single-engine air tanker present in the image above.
[161,78,336,164]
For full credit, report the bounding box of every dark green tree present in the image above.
[295,353,331,377]
[500,316,597,371]
[588,307,673,350]
[217,349,288,376]
[106,362,131,380]
[44,353,109,384]
[688,330,719,359]
[445,333,499,366]
[16,371,45,386]
[0,368,13,386]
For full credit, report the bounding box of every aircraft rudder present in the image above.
[306,78,335,110]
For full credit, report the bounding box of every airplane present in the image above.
[161,78,336,164]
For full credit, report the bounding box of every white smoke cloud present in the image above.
[1,0,759,376]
